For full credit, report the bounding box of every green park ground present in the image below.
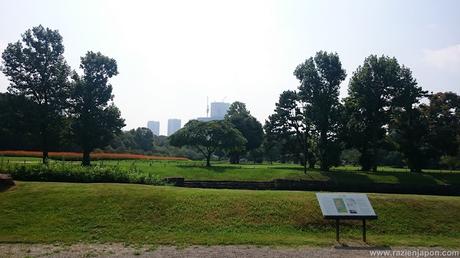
[1,157,460,248]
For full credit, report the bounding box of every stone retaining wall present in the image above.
[166,178,460,196]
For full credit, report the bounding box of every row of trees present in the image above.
[104,128,202,159]
[1,25,124,165]
[1,26,458,171]
[167,52,459,172]
[265,52,459,173]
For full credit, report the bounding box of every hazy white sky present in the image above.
[1,0,459,135]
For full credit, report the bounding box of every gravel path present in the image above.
[0,244,458,258]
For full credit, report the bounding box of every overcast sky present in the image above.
[1,0,459,135]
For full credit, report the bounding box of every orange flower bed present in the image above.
[0,150,188,161]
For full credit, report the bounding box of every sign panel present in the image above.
[316,193,377,219]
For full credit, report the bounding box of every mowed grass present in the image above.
[2,157,460,187]
[88,160,460,186]
[0,181,459,247]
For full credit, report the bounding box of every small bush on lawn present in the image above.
[0,161,165,185]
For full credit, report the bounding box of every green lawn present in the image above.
[0,181,459,247]
[2,157,460,188]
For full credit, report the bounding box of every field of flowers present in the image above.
[0,150,188,161]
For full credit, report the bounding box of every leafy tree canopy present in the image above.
[70,51,125,166]
[225,101,264,163]
[169,120,246,167]
[1,25,71,163]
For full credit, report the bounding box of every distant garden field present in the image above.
[2,153,459,194]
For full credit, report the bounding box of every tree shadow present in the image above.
[0,183,15,192]
[175,164,234,173]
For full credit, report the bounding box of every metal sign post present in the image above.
[316,193,378,242]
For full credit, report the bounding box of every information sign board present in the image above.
[316,193,377,219]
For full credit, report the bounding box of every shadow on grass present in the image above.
[334,244,391,250]
[0,183,14,192]
[175,164,236,173]
[323,168,458,187]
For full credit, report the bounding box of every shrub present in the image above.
[0,161,165,185]
[0,150,188,161]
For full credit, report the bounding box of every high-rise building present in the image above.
[167,119,181,136]
[210,102,230,119]
[147,121,160,136]
[197,101,230,121]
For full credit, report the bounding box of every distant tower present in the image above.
[196,100,230,122]
[147,121,160,136]
[167,119,181,136]
[206,96,209,118]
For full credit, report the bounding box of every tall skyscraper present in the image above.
[147,121,160,136]
[167,119,181,136]
[210,102,230,119]
[197,101,230,121]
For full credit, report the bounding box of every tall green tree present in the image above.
[133,127,154,152]
[225,101,264,163]
[388,66,428,172]
[169,120,246,167]
[1,25,71,163]
[266,90,311,173]
[345,55,400,171]
[294,51,346,171]
[70,51,125,166]
[422,92,460,165]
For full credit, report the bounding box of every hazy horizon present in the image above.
[1,0,459,135]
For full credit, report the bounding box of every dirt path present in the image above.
[0,244,458,258]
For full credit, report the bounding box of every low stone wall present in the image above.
[167,178,460,196]
[184,180,275,190]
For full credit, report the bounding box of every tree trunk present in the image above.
[319,130,329,171]
[308,152,315,169]
[229,152,240,164]
[42,150,49,165]
[82,150,91,166]
[206,154,211,167]
[410,166,422,173]
[303,148,308,174]
[360,148,375,172]
[41,122,49,165]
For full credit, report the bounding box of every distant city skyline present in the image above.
[0,0,459,131]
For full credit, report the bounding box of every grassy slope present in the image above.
[0,182,459,247]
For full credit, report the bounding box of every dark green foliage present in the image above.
[106,132,201,159]
[169,120,247,166]
[225,101,264,163]
[265,90,311,173]
[70,51,125,166]
[294,51,346,171]
[3,162,164,185]
[1,25,71,163]
[422,92,460,164]
[345,55,402,171]
[133,127,154,151]
[0,93,39,150]
[387,65,428,172]
[340,148,361,166]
